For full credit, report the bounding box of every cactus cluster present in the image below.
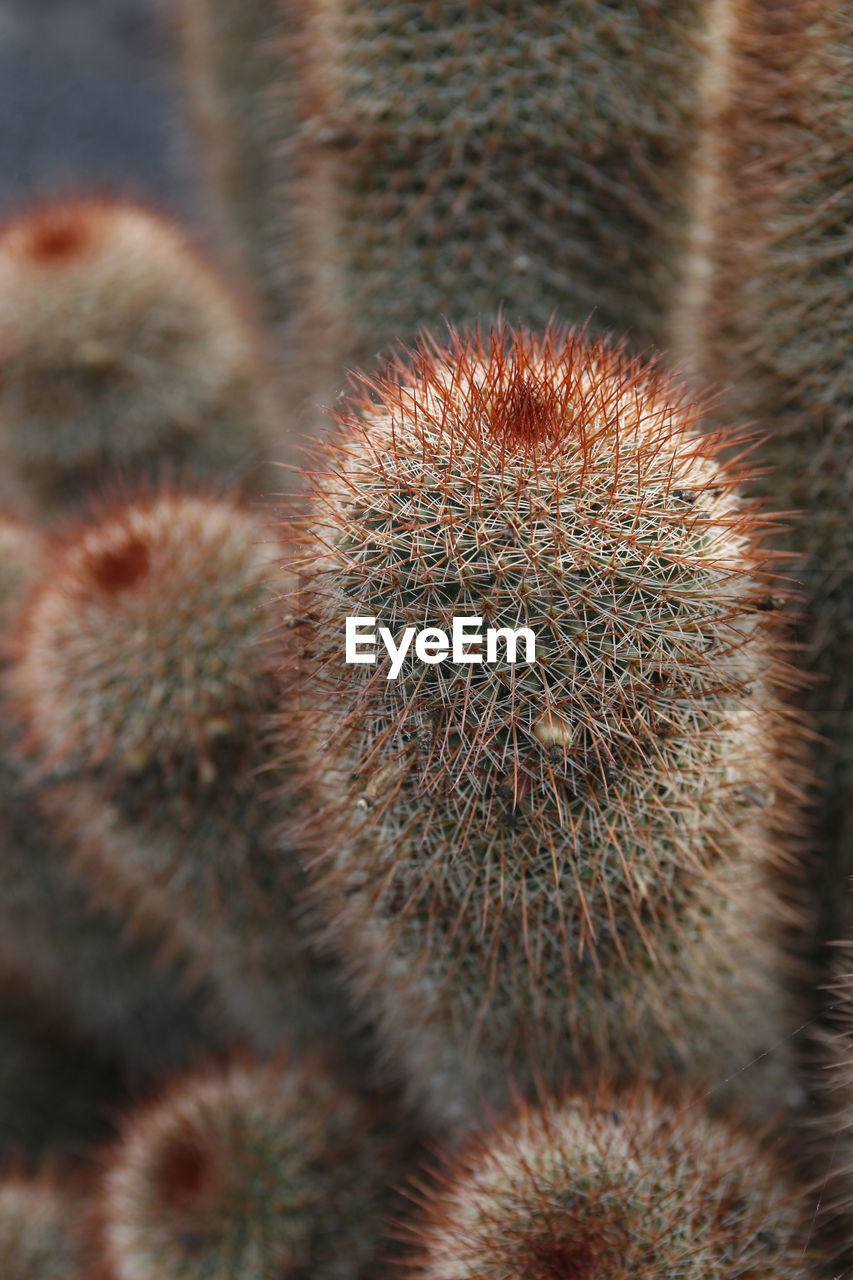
[2,3,853,1277]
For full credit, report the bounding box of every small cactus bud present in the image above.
[406,1087,818,1279]
[275,322,805,1124]
[9,491,347,1053]
[0,198,274,509]
[95,1058,397,1280]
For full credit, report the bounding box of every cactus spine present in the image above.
[0,198,275,509]
[276,322,805,1124]
[9,492,347,1054]
[94,1058,397,1280]
[675,0,853,944]
[406,1087,818,1279]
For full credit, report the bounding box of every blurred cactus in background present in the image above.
[0,0,850,1275]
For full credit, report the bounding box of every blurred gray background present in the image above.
[0,0,199,222]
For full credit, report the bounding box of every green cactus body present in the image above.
[272,0,708,406]
[96,1059,396,1280]
[276,323,805,1125]
[175,0,297,339]
[406,1087,817,1279]
[0,198,274,509]
[0,1176,85,1280]
[0,511,216,1073]
[675,0,853,942]
[9,492,347,1054]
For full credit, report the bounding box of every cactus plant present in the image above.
[174,0,297,338]
[405,1085,818,1279]
[179,1,710,417]
[675,0,853,946]
[0,507,219,1073]
[93,1057,398,1280]
[275,320,805,1124]
[8,490,350,1054]
[0,197,275,509]
[0,1173,85,1279]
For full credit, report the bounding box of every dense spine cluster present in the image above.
[94,1058,397,1280]
[8,492,341,1053]
[406,1087,817,1279]
[675,0,853,943]
[0,197,275,508]
[276,322,804,1124]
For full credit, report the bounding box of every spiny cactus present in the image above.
[276,321,805,1125]
[0,197,275,509]
[174,0,297,337]
[675,0,853,944]
[8,491,347,1054]
[183,2,709,413]
[0,508,218,1073]
[0,1173,85,1279]
[406,1086,818,1279]
[93,1057,398,1280]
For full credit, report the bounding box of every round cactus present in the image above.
[9,491,347,1053]
[0,1174,84,1279]
[275,321,805,1123]
[95,1058,397,1280]
[405,1087,817,1279]
[0,197,274,508]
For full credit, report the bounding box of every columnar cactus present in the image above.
[8,491,347,1054]
[0,197,275,508]
[179,2,709,414]
[175,0,297,336]
[0,1174,85,1279]
[276,321,805,1124]
[675,0,853,942]
[94,1057,398,1280]
[406,1087,818,1279]
[0,509,217,1073]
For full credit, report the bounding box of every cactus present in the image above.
[93,1057,398,1280]
[406,1086,818,1279]
[8,491,350,1054]
[0,507,220,1073]
[0,1174,85,1279]
[174,0,297,338]
[674,0,853,946]
[179,1,710,414]
[0,197,275,509]
[276,320,805,1124]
